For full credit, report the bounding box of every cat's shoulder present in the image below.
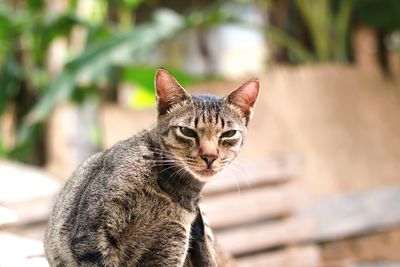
[101,130,155,181]
[106,129,153,160]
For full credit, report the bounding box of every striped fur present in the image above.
[44,69,258,266]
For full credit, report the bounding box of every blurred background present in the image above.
[1,0,400,266]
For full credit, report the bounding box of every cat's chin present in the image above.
[190,168,220,182]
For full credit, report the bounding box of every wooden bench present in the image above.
[298,186,400,267]
[202,155,321,267]
[203,156,400,267]
[3,158,400,267]
[0,161,59,267]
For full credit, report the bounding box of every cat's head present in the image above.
[154,68,259,182]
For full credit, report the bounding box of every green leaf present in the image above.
[42,12,86,45]
[123,0,144,9]
[128,84,156,109]
[296,0,331,61]
[8,123,42,162]
[26,0,45,12]
[122,65,199,93]
[353,0,400,32]
[186,3,237,28]
[16,9,185,150]
[0,56,22,115]
[0,4,27,54]
[265,26,315,63]
[121,65,200,108]
[333,0,352,61]
[0,137,6,157]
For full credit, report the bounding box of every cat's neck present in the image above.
[156,163,204,211]
[148,129,204,211]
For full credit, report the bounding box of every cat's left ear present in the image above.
[225,79,260,121]
[155,68,191,115]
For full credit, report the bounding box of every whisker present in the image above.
[226,165,241,195]
[159,164,180,175]
[229,160,251,188]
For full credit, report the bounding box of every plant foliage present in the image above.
[0,1,233,162]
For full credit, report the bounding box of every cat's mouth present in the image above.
[185,160,225,180]
[191,166,223,180]
[198,168,217,176]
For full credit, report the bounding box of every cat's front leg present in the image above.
[139,221,191,267]
[185,206,217,267]
[69,229,106,267]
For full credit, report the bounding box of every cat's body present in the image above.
[45,69,259,266]
[45,130,215,266]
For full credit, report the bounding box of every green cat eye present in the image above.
[221,130,237,138]
[179,127,198,138]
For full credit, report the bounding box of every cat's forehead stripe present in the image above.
[186,97,234,130]
[207,108,213,123]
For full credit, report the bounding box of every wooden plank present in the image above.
[216,218,314,255]
[203,155,300,196]
[321,228,400,263]
[322,260,400,267]
[0,160,60,205]
[203,184,306,229]
[0,232,48,267]
[0,161,59,229]
[296,186,400,242]
[5,221,48,241]
[347,263,400,267]
[0,206,18,225]
[0,197,53,228]
[236,245,321,267]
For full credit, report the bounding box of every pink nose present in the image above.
[200,153,218,168]
[199,139,219,168]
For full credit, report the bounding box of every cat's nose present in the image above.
[201,154,218,169]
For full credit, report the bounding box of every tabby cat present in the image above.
[44,68,259,267]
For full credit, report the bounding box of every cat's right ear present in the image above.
[155,68,191,115]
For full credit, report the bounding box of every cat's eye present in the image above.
[179,127,198,138]
[221,130,237,138]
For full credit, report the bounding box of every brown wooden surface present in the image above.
[321,228,400,263]
[323,260,400,267]
[236,245,321,267]
[216,218,314,255]
[203,155,300,196]
[0,197,53,242]
[201,155,319,266]
[296,186,400,242]
[203,183,306,229]
[1,197,53,228]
